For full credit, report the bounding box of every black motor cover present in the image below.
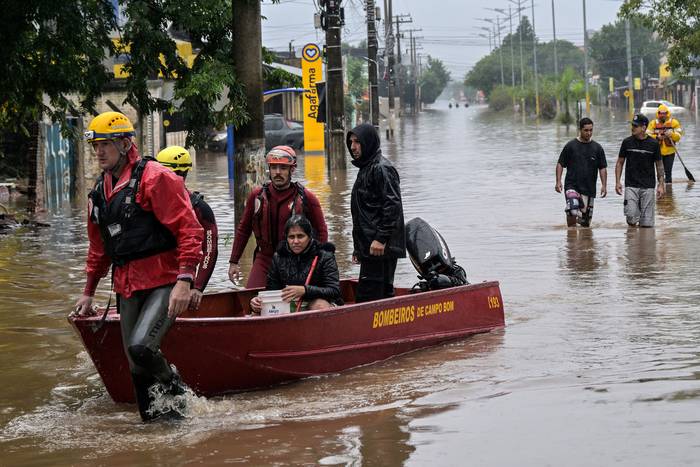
[405,217,454,278]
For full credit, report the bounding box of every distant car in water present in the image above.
[639,100,686,117]
[207,114,304,152]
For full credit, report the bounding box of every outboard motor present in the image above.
[565,189,582,218]
[405,217,468,292]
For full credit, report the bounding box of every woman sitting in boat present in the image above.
[250,215,343,312]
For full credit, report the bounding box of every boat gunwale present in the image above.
[70,280,501,326]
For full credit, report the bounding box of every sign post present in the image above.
[301,43,325,153]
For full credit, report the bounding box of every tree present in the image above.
[557,67,585,125]
[120,0,250,146]
[0,1,117,134]
[588,17,665,83]
[620,0,700,72]
[420,57,451,104]
[465,16,585,97]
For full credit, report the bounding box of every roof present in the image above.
[265,62,303,78]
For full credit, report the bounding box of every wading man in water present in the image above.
[73,112,203,421]
[615,113,665,227]
[347,123,406,302]
[555,117,608,227]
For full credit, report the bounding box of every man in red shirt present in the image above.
[73,112,203,421]
[228,145,328,288]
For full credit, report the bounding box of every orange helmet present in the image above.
[265,145,296,167]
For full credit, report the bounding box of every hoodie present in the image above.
[347,123,406,260]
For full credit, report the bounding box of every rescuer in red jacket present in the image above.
[156,145,218,311]
[228,145,328,288]
[73,112,203,422]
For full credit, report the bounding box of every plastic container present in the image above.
[258,290,290,316]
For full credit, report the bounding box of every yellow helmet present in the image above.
[156,146,192,173]
[84,111,135,142]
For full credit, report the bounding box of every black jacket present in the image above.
[347,123,406,259]
[267,240,343,305]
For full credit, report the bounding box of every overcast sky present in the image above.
[261,0,625,79]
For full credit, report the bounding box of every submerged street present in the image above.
[1,103,700,465]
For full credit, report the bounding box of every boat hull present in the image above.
[69,281,505,403]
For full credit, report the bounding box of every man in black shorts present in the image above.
[555,117,608,227]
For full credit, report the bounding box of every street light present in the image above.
[477,26,492,50]
[530,0,540,117]
[479,18,506,85]
[507,0,525,92]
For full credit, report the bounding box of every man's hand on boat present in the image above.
[369,240,386,256]
[281,285,305,302]
[168,281,191,319]
[71,295,97,318]
[228,263,241,285]
[189,289,203,311]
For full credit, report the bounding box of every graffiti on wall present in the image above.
[43,123,75,211]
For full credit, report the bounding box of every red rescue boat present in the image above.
[68,280,505,403]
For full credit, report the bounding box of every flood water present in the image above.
[2,104,700,466]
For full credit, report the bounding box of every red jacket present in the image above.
[229,182,327,263]
[84,146,204,298]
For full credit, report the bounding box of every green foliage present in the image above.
[120,0,249,147]
[466,13,584,99]
[265,68,302,90]
[0,1,117,135]
[557,67,585,124]
[262,47,302,89]
[620,0,700,72]
[488,86,513,112]
[0,1,282,149]
[588,16,665,82]
[420,56,451,104]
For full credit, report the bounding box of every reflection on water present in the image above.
[2,104,700,465]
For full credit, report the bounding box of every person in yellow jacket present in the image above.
[646,104,683,183]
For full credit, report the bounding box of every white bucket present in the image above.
[258,290,290,316]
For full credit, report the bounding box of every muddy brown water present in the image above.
[1,104,699,466]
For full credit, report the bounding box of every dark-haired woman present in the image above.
[250,216,343,312]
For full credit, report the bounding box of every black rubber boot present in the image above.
[131,372,158,422]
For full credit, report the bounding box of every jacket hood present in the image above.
[347,123,381,168]
[657,104,671,120]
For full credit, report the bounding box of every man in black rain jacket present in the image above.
[347,123,406,302]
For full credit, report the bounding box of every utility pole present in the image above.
[407,28,422,115]
[625,19,634,119]
[551,0,558,81]
[394,14,412,113]
[366,0,379,129]
[384,0,395,138]
[508,0,525,114]
[582,0,590,115]
[552,0,559,113]
[232,0,265,221]
[323,0,345,168]
[640,57,645,100]
[509,0,525,90]
[531,0,540,117]
[482,17,506,86]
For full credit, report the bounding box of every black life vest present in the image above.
[89,157,177,267]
